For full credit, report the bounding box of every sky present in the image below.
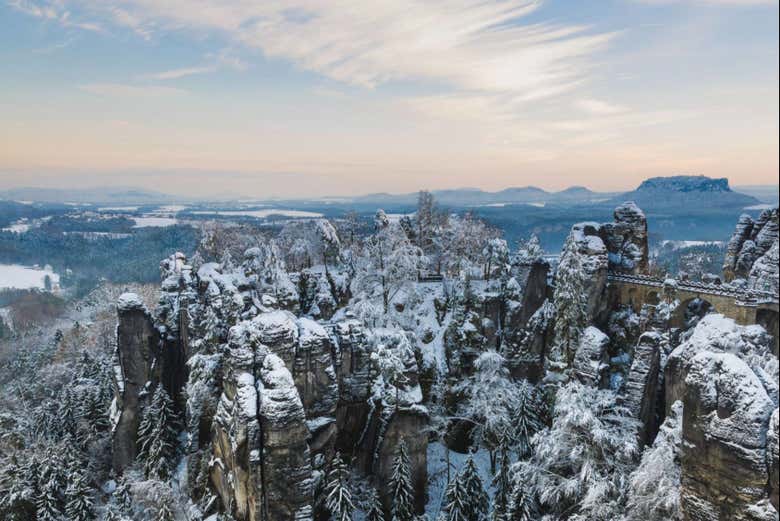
[0,0,778,198]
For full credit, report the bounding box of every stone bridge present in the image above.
[607,272,779,340]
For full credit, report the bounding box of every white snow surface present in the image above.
[133,216,178,227]
[191,209,323,219]
[0,264,59,290]
[117,292,147,312]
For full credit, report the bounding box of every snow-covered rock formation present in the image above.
[111,250,428,521]
[664,315,778,520]
[723,207,779,287]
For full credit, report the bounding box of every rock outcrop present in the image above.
[571,326,609,386]
[663,315,778,520]
[112,252,429,521]
[723,208,779,284]
[681,352,775,520]
[769,408,779,511]
[112,293,159,473]
[619,331,661,447]
[603,202,649,274]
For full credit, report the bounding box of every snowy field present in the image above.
[2,221,31,233]
[0,264,59,290]
[132,217,179,228]
[660,240,724,249]
[191,209,323,219]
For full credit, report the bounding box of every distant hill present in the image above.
[0,186,179,205]
[608,175,759,209]
[353,185,614,207]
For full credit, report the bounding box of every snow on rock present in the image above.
[113,293,159,473]
[665,314,776,413]
[769,408,780,511]
[571,326,610,386]
[117,292,147,312]
[604,201,650,274]
[618,331,662,447]
[258,353,314,521]
[681,351,776,520]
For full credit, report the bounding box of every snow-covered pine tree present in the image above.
[325,452,354,521]
[36,477,61,521]
[102,505,120,521]
[390,440,415,521]
[460,456,488,521]
[491,445,512,521]
[65,471,94,521]
[441,475,469,521]
[551,235,589,372]
[156,500,175,521]
[0,454,36,520]
[511,381,544,459]
[137,385,179,479]
[457,351,517,471]
[81,386,109,433]
[365,488,385,521]
[516,381,638,520]
[505,478,534,521]
[113,477,132,514]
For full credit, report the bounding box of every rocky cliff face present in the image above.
[723,208,779,286]
[663,315,778,520]
[556,202,650,324]
[112,293,159,473]
[619,331,661,447]
[111,252,428,521]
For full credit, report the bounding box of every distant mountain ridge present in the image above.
[353,185,611,206]
[0,186,180,204]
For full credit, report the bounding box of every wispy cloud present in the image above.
[78,83,186,97]
[143,66,216,81]
[8,0,103,32]
[42,1,614,102]
[575,98,628,115]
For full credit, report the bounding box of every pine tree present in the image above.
[137,386,179,479]
[36,477,62,521]
[491,446,512,521]
[102,505,120,521]
[389,440,415,521]
[81,387,109,433]
[551,235,589,371]
[506,479,533,521]
[65,471,94,521]
[157,500,175,521]
[365,488,385,521]
[325,453,354,521]
[442,476,469,521]
[113,477,132,514]
[460,456,488,521]
[511,382,544,459]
